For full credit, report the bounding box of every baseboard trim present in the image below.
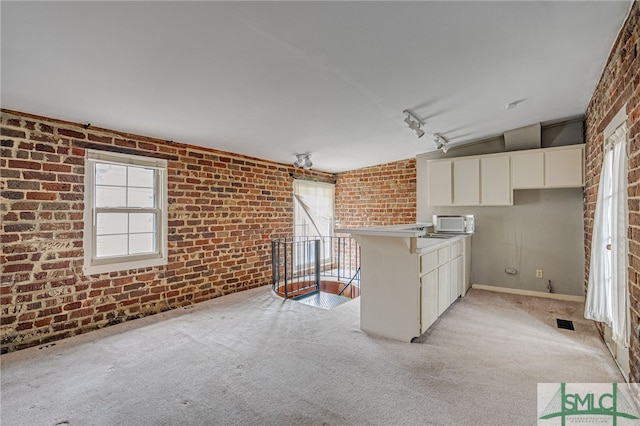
[471,284,585,302]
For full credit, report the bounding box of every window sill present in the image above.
[83,256,167,276]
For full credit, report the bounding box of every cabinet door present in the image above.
[452,158,480,206]
[421,270,439,333]
[462,236,472,295]
[437,263,450,316]
[511,152,544,189]
[545,146,584,188]
[450,256,463,302]
[449,256,458,304]
[427,160,452,205]
[480,155,512,205]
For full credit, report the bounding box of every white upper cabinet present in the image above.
[511,145,584,189]
[453,157,480,206]
[544,146,584,188]
[421,144,584,207]
[427,160,452,205]
[480,155,512,205]
[511,151,544,189]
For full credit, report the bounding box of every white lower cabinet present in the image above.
[420,270,438,333]
[437,263,450,316]
[437,245,450,315]
[451,255,463,302]
[419,237,467,334]
[357,234,470,342]
[449,240,463,303]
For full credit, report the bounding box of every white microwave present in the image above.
[433,215,475,234]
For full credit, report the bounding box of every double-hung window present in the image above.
[83,149,168,275]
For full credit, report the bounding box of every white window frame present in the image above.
[601,105,631,379]
[83,149,168,275]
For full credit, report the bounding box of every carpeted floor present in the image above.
[0,287,623,425]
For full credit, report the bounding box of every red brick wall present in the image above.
[335,159,416,228]
[0,109,333,352]
[584,2,639,382]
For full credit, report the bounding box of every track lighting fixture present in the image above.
[403,110,425,138]
[293,154,313,170]
[433,133,450,153]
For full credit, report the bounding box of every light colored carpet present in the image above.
[0,287,623,425]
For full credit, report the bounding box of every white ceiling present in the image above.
[1,1,632,173]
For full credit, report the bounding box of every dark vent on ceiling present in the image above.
[556,319,575,331]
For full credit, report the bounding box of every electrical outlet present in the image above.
[536,269,543,279]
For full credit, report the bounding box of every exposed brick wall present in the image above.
[584,2,639,382]
[0,109,333,353]
[335,159,416,228]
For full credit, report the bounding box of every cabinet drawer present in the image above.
[450,241,463,258]
[438,246,450,264]
[421,250,438,273]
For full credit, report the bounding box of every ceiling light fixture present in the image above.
[433,133,450,153]
[403,110,425,138]
[293,154,313,170]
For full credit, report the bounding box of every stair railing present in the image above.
[271,235,360,299]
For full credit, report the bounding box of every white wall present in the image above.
[416,119,585,296]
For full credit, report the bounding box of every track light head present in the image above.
[433,133,450,153]
[403,109,425,138]
[294,154,312,170]
[404,116,420,130]
[303,157,313,170]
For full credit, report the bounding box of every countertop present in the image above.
[335,223,433,237]
[336,223,471,253]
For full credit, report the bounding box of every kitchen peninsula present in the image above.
[337,224,471,342]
